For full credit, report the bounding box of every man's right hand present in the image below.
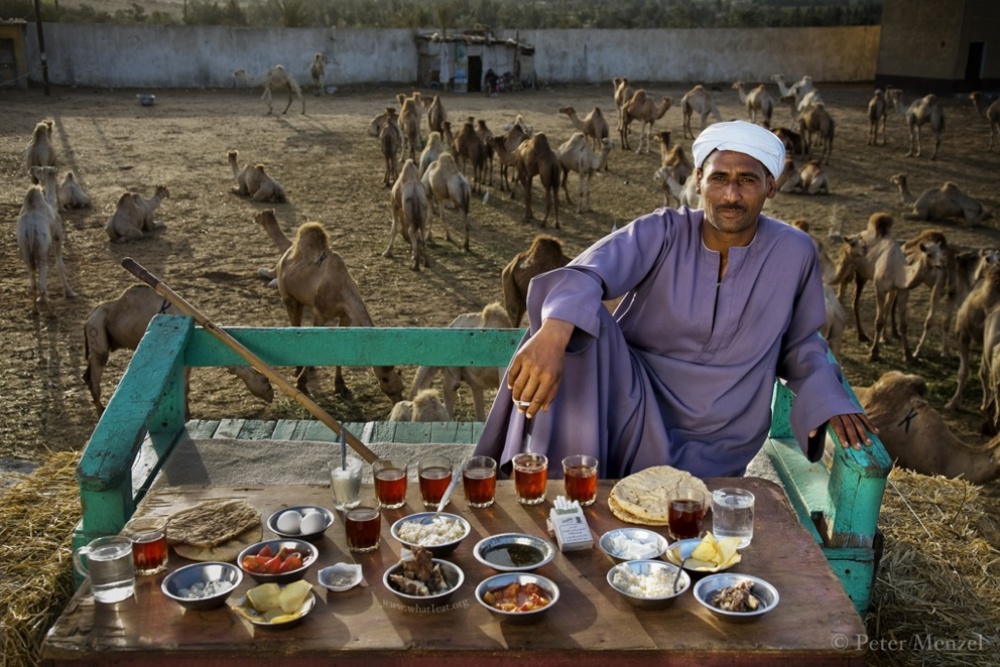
[508,318,575,418]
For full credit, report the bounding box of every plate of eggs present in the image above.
[267,506,335,541]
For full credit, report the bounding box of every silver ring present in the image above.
[513,400,532,407]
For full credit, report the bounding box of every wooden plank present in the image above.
[184,420,221,439]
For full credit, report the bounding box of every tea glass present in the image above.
[418,456,453,509]
[124,516,169,576]
[462,455,498,508]
[345,504,382,552]
[668,488,707,541]
[561,454,598,506]
[512,452,548,505]
[373,459,408,509]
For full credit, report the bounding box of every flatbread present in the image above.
[609,466,710,526]
[172,525,262,562]
[167,499,261,548]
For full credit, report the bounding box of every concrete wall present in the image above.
[23,23,880,89]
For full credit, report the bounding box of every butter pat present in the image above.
[548,496,594,551]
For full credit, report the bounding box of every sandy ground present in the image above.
[2,81,1000,477]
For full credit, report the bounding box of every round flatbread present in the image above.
[608,494,670,526]
[609,466,710,526]
[172,525,262,562]
[167,499,261,548]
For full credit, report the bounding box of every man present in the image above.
[475,120,874,479]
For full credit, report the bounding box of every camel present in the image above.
[654,132,692,207]
[409,302,513,421]
[275,221,405,402]
[57,171,91,209]
[970,91,1000,151]
[475,119,495,186]
[418,130,447,177]
[866,89,888,146]
[385,159,429,270]
[612,77,635,135]
[791,219,846,357]
[17,187,60,313]
[511,132,561,228]
[772,74,816,118]
[135,185,169,232]
[397,92,423,162]
[655,169,700,210]
[855,371,1000,483]
[898,229,953,361]
[557,133,612,213]
[680,85,722,139]
[228,151,287,202]
[233,65,304,114]
[620,90,672,153]
[491,121,530,192]
[375,107,402,187]
[887,89,944,159]
[732,81,774,128]
[421,153,471,251]
[796,104,835,164]
[453,117,486,194]
[82,284,274,415]
[936,247,1000,359]
[104,192,146,243]
[310,53,325,95]
[387,388,451,422]
[559,105,610,152]
[25,119,56,172]
[776,157,828,195]
[439,119,455,155]
[501,235,571,327]
[772,126,805,156]
[890,173,991,225]
[422,94,447,135]
[253,208,292,284]
[946,262,1000,412]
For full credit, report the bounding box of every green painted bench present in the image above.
[75,314,891,614]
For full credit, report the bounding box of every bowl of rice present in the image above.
[607,559,690,609]
[390,512,471,557]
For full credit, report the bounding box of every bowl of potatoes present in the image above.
[231,580,316,627]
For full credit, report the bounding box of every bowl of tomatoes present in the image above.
[237,538,318,585]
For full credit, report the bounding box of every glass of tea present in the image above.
[418,456,453,509]
[123,516,169,576]
[462,455,497,508]
[668,488,707,541]
[345,505,382,552]
[373,459,408,509]
[561,454,598,506]
[512,452,548,505]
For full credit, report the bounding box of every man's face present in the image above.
[696,150,777,243]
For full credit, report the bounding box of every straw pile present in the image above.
[867,468,1000,667]
[0,451,81,667]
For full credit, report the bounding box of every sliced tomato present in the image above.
[264,554,283,574]
[241,556,259,572]
[278,553,303,572]
[257,544,274,559]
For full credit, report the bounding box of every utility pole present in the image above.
[33,0,50,95]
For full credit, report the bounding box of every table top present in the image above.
[43,478,867,667]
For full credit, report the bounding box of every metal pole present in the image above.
[33,0,50,95]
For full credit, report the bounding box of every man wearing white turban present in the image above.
[475,120,874,479]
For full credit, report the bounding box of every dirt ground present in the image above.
[2,81,1000,478]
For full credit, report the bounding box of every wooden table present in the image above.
[43,478,867,666]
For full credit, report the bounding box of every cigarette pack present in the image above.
[548,496,594,551]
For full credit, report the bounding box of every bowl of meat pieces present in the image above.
[383,546,464,607]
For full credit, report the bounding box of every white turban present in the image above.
[691,120,785,178]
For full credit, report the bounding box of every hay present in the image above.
[0,451,82,667]
[867,468,1000,667]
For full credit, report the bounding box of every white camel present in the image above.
[25,119,56,172]
[385,159,429,270]
[19,167,75,310]
[612,77,635,136]
[388,388,451,422]
[233,65,304,114]
[557,133,613,213]
[680,85,722,139]
[422,153,471,251]
[732,81,774,128]
[887,89,944,160]
[970,91,1000,151]
[57,172,91,209]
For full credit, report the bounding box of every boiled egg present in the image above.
[276,510,302,534]
[300,511,328,535]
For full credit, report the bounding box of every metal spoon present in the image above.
[672,558,691,594]
[433,463,463,516]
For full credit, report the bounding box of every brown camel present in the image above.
[376,107,402,187]
[559,105,610,152]
[680,85,722,139]
[888,89,944,160]
[866,89,888,146]
[946,262,1000,412]
[233,65,304,114]
[453,116,487,194]
[890,173,991,225]
[612,77,635,135]
[796,104,835,164]
[772,126,805,156]
[620,90,672,153]
[491,121,530,192]
[970,91,1000,151]
[776,157,828,195]
[732,81,774,128]
[511,132,561,228]
[82,284,273,415]
[275,221,405,402]
[397,92,423,162]
[228,150,287,202]
[422,153,471,251]
[422,94,447,135]
[501,235,571,327]
[310,53,325,95]
[475,119,495,186]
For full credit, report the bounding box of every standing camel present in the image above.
[511,132,561,228]
[375,107,402,187]
[397,92,423,162]
[732,81,774,128]
[453,117,486,194]
[310,53,325,95]
[620,90,672,153]
[559,105,610,152]
[866,89,888,146]
[501,235,571,327]
[25,119,56,172]
[946,262,1000,412]
[970,91,1000,151]
[556,133,612,213]
[422,153,471,251]
[233,65,304,114]
[888,89,944,160]
[385,159,429,270]
[680,85,722,139]
[797,104,835,164]
[612,77,635,136]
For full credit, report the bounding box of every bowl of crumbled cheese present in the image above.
[607,559,690,609]
[599,527,669,561]
[162,561,242,610]
[390,512,471,557]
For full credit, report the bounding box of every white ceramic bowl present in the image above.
[606,560,690,609]
[693,573,779,620]
[317,563,363,592]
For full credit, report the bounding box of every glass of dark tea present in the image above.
[418,456,453,508]
[373,459,408,509]
[561,455,598,506]
[462,456,497,508]
[345,505,382,552]
[512,452,548,505]
[124,516,169,576]
[668,488,707,541]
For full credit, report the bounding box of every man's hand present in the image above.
[811,412,878,450]
[508,318,575,418]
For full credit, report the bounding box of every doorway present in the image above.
[965,42,985,83]
[468,56,482,93]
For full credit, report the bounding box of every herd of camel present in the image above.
[13,66,1000,482]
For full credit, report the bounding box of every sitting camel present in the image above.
[511,132,561,228]
[310,53,325,95]
[970,91,1000,151]
[946,262,1000,412]
[385,159,429,270]
[680,85,722,139]
[105,192,146,243]
[732,81,774,128]
[422,153,470,251]
[57,172,91,209]
[275,221,405,402]
[855,371,1000,483]
[796,104,835,164]
[228,150,288,202]
[387,388,451,422]
[25,119,56,172]
[890,173,991,225]
[612,77,635,136]
[83,284,273,415]
[887,89,943,160]
[866,89,889,146]
[409,302,513,421]
[559,105,610,153]
[776,157,828,195]
[501,235,571,327]
[620,90,672,153]
[556,133,613,214]
[772,126,805,156]
[233,65,304,114]
[135,185,170,231]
